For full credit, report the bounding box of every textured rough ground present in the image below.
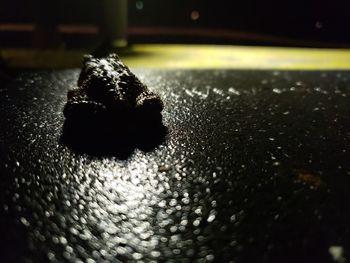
[0,70,350,263]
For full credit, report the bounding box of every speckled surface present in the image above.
[0,70,350,263]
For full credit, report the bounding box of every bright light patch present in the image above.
[191,10,200,21]
[136,1,144,10]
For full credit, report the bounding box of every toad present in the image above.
[63,54,163,123]
[61,54,166,157]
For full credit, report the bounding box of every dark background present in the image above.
[1,0,350,47]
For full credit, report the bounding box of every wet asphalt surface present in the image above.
[0,69,350,263]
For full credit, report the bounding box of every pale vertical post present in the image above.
[102,0,128,47]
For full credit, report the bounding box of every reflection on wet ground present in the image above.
[0,70,350,262]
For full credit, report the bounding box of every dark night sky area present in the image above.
[1,0,350,46]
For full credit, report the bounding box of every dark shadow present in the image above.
[0,56,15,86]
[60,114,167,159]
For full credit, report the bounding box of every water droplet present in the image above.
[228,87,240,96]
[272,88,282,94]
[207,214,216,223]
[20,217,30,227]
